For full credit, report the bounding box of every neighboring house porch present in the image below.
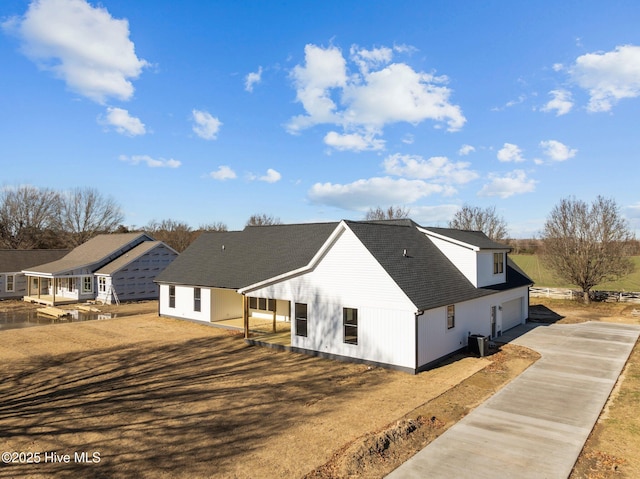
[23,274,95,306]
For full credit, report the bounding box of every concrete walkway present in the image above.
[386,321,640,479]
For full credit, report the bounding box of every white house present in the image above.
[155,220,532,373]
[22,233,178,305]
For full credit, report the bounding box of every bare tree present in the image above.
[246,213,282,226]
[364,206,410,221]
[541,196,635,303]
[59,187,124,246]
[0,185,61,249]
[448,205,508,242]
[145,219,194,252]
[198,222,228,232]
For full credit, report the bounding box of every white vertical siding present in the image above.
[477,251,506,287]
[426,236,478,286]
[159,284,212,322]
[248,226,417,370]
[417,286,530,367]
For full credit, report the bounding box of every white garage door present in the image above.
[502,297,523,331]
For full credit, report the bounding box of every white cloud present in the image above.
[458,144,475,156]
[287,43,465,148]
[3,0,148,104]
[287,44,347,132]
[570,45,640,112]
[308,177,447,211]
[119,154,180,168]
[539,140,577,161]
[552,63,564,72]
[541,89,573,116]
[101,107,145,136]
[383,153,478,184]
[401,134,414,145]
[497,143,525,163]
[342,63,465,130]
[478,170,536,198]
[323,131,385,151]
[192,109,222,140]
[245,66,262,92]
[209,165,236,180]
[350,45,393,74]
[259,168,281,183]
[410,204,460,225]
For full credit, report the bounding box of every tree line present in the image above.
[365,200,638,303]
[2,185,636,302]
[0,185,284,252]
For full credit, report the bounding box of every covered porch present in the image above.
[22,275,91,306]
[209,288,292,347]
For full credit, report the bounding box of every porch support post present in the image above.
[272,300,276,333]
[243,294,249,339]
[52,278,56,305]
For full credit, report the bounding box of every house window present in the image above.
[169,285,176,308]
[194,287,201,312]
[249,296,276,312]
[343,308,358,345]
[6,274,15,292]
[82,276,93,293]
[295,303,308,337]
[98,277,107,293]
[493,252,504,274]
[447,305,455,329]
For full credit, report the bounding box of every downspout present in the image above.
[414,309,425,373]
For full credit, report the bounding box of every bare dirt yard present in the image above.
[0,300,538,479]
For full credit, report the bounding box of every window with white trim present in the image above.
[82,276,93,293]
[493,252,504,274]
[98,277,107,293]
[248,296,276,312]
[295,302,308,337]
[447,305,455,329]
[194,287,201,312]
[6,274,15,292]
[343,308,358,345]
[169,285,176,308]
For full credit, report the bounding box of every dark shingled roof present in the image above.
[155,220,532,310]
[154,222,340,288]
[0,249,70,273]
[345,221,530,310]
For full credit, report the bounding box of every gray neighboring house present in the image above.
[155,219,532,373]
[0,249,70,300]
[22,233,178,306]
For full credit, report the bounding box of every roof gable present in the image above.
[95,241,176,275]
[22,233,153,275]
[346,221,530,310]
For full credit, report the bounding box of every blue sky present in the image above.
[1,0,639,237]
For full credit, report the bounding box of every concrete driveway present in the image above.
[386,321,640,479]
